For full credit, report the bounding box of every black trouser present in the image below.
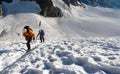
[26,37,32,50]
[40,36,44,42]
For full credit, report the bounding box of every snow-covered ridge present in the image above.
[0,1,120,41]
[81,0,120,9]
[0,37,120,74]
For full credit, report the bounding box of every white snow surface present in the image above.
[0,1,120,74]
[0,37,120,74]
[0,1,120,41]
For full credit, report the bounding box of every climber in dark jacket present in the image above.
[37,30,45,43]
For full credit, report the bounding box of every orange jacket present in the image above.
[23,29,35,38]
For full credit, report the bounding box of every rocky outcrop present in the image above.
[0,0,12,4]
[0,5,2,16]
[62,0,82,6]
[36,0,62,17]
[0,0,62,17]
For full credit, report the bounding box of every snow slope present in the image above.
[0,1,120,74]
[0,1,120,41]
[0,37,120,74]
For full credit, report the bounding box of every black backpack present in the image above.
[40,30,45,35]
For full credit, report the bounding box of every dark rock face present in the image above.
[36,0,62,17]
[62,0,82,6]
[0,0,12,4]
[41,6,61,17]
[0,0,62,17]
[0,6,2,16]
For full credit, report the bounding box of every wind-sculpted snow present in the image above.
[0,37,120,74]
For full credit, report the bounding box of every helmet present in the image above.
[24,26,29,29]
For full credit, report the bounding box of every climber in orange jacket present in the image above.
[23,26,35,51]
